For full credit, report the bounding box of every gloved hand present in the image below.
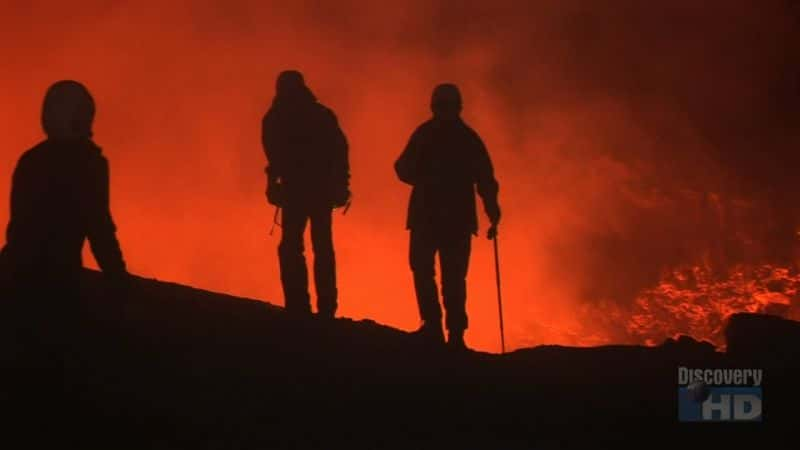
[0,249,10,292]
[0,247,8,276]
[487,224,498,240]
[105,269,133,296]
[332,187,351,209]
[266,180,285,207]
[486,204,501,240]
[100,269,134,326]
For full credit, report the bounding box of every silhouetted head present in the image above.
[431,83,462,119]
[274,70,316,105]
[41,80,96,141]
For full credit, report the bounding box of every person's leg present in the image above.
[309,207,337,318]
[278,205,312,315]
[409,229,443,341]
[439,232,472,347]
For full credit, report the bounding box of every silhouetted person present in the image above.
[0,80,128,444]
[395,84,500,349]
[261,71,350,318]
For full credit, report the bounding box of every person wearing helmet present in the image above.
[2,80,127,279]
[261,70,350,319]
[1,80,128,445]
[395,83,501,350]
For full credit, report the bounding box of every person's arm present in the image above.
[87,156,127,275]
[394,128,423,185]
[261,112,281,183]
[5,156,26,251]
[261,112,288,206]
[1,155,29,273]
[473,133,501,237]
[328,110,350,205]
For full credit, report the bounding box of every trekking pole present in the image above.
[269,206,281,236]
[492,232,506,354]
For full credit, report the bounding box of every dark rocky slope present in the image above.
[20,270,799,448]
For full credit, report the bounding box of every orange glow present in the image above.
[2,2,798,352]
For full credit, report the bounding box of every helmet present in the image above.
[41,80,95,140]
[276,70,305,93]
[431,83,462,117]
[274,70,316,104]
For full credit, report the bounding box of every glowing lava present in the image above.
[628,264,799,348]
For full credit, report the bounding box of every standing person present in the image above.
[261,70,350,319]
[395,83,501,350]
[0,80,129,445]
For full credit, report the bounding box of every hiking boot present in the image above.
[316,308,336,321]
[414,321,444,345]
[317,299,337,321]
[447,330,467,351]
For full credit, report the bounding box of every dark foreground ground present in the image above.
[5,270,798,449]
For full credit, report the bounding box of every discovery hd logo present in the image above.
[677,367,763,422]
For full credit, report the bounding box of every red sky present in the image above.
[2,1,798,352]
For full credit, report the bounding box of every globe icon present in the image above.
[688,380,710,403]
